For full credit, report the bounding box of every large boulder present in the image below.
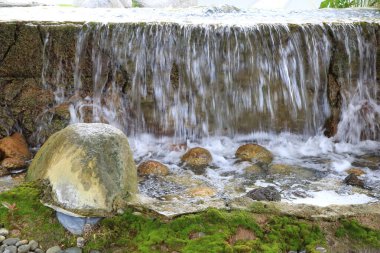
[26,123,138,217]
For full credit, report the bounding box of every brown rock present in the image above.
[138,160,169,176]
[244,164,264,174]
[346,168,366,176]
[0,133,31,170]
[187,186,216,197]
[235,144,273,164]
[344,173,364,188]
[181,147,212,168]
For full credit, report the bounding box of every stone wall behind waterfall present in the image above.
[0,21,378,147]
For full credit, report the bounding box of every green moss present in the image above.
[335,219,380,248]
[0,182,74,248]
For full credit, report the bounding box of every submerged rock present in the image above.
[235,144,273,164]
[181,147,212,169]
[345,168,366,176]
[138,160,169,176]
[344,173,365,188]
[246,186,281,201]
[0,133,31,172]
[26,123,138,217]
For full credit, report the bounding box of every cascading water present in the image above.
[30,7,380,214]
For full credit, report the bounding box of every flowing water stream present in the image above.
[1,6,379,215]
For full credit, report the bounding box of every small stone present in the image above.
[345,168,366,176]
[246,186,281,201]
[89,250,101,253]
[189,232,205,240]
[3,238,20,246]
[138,160,169,176]
[0,235,5,243]
[344,173,365,188]
[28,241,38,251]
[187,187,216,197]
[315,246,327,253]
[181,147,212,168]
[76,237,85,248]
[34,249,44,253]
[0,228,9,236]
[15,240,28,247]
[17,244,30,253]
[235,143,273,164]
[3,246,17,253]
[64,247,82,253]
[46,246,61,253]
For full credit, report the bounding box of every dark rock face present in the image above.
[344,173,365,188]
[246,186,281,201]
[0,22,378,147]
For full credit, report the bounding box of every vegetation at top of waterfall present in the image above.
[320,0,379,8]
[1,183,380,253]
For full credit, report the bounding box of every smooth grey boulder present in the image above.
[27,123,138,217]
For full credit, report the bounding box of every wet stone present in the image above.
[344,173,365,188]
[3,238,19,246]
[246,186,281,201]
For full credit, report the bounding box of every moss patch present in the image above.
[2,183,380,253]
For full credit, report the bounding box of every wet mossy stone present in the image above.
[181,147,212,168]
[246,186,281,201]
[137,160,169,176]
[235,143,273,164]
[26,123,138,217]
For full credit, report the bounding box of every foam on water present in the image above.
[129,132,380,213]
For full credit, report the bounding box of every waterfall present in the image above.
[38,20,378,142]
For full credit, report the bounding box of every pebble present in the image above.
[15,240,28,247]
[0,229,9,237]
[89,250,101,253]
[16,244,30,253]
[3,246,17,253]
[28,240,38,251]
[76,237,85,248]
[35,249,44,253]
[63,247,82,253]
[0,236,5,243]
[315,247,327,253]
[46,246,62,253]
[3,238,20,246]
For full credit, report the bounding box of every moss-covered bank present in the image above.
[0,183,380,252]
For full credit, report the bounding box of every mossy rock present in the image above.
[26,123,138,217]
[235,144,273,164]
[138,160,169,176]
[181,147,212,168]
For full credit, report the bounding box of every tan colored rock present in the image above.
[181,147,212,168]
[26,123,138,217]
[0,133,31,170]
[138,160,169,176]
[244,164,264,174]
[187,186,216,197]
[346,168,366,176]
[268,164,294,175]
[235,144,273,164]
